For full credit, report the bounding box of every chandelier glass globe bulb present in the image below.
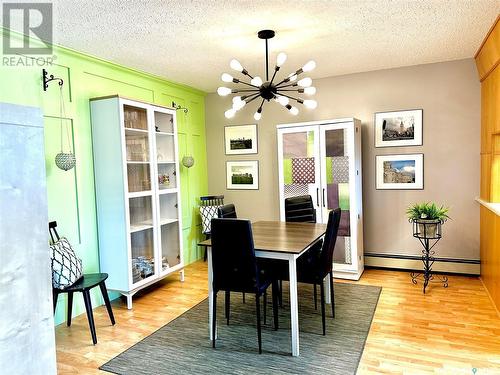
[297,77,312,87]
[302,60,316,72]
[303,86,316,95]
[217,87,232,96]
[251,76,263,86]
[230,59,243,72]
[277,96,289,106]
[221,73,233,83]
[276,52,287,67]
[303,99,317,109]
[224,108,236,118]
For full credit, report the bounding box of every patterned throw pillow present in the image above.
[50,237,83,289]
[200,205,221,234]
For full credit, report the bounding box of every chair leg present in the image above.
[242,292,245,304]
[313,284,318,310]
[263,291,267,325]
[52,289,59,314]
[203,247,207,262]
[212,292,217,349]
[330,271,335,318]
[67,291,74,326]
[99,281,116,325]
[320,282,326,336]
[272,280,279,331]
[255,293,262,354]
[225,291,230,325]
[82,289,98,345]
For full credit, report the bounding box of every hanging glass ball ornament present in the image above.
[182,155,194,168]
[55,152,76,171]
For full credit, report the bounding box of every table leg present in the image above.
[207,247,217,340]
[324,274,331,304]
[288,257,299,357]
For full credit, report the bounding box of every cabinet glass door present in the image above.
[123,103,156,285]
[154,111,177,190]
[124,105,152,193]
[158,193,181,272]
[128,191,157,285]
[152,108,181,275]
[320,124,353,265]
[278,127,321,221]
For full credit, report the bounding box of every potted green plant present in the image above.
[406,202,450,238]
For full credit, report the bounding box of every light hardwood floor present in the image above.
[55,261,500,374]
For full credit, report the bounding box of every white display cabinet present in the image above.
[277,118,364,280]
[90,96,184,308]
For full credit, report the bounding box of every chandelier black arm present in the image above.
[268,67,279,86]
[237,80,261,89]
[276,82,297,89]
[233,89,260,93]
[245,93,262,105]
[240,70,254,80]
[275,92,304,104]
[276,89,302,92]
[274,70,304,87]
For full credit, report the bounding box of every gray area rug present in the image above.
[101,282,381,375]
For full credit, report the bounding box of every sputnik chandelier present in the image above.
[217,29,317,120]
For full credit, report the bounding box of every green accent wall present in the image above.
[0,29,208,325]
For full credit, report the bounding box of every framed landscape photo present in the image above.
[374,109,423,147]
[226,160,259,190]
[376,154,424,190]
[224,124,258,155]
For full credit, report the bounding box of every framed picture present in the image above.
[224,124,258,155]
[376,154,424,190]
[374,109,423,147]
[226,160,259,190]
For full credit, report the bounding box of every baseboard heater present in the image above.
[364,252,480,276]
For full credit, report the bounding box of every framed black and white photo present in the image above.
[224,124,258,155]
[375,109,423,147]
[226,160,259,190]
[376,154,424,190]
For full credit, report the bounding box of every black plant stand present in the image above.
[410,219,449,294]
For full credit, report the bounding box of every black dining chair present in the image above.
[210,218,279,354]
[199,195,225,261]
[216,203,248,306]
[218,203,237,219]
[296,208,341,335]
[284,195,317,223]
[284,195,323,309]
[49,221,115,345]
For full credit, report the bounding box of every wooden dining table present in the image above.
[198,220,328,357]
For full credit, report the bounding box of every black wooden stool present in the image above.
[50,222,115,345]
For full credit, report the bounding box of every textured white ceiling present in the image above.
[32,1,500,91]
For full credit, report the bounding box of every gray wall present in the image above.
[0,103,57,374]
[205,59,480,260]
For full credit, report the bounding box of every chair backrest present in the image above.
[49,221,60,243]
[199,196,224,235]
[200,195,224,206]
[218,203,237,219]
[319,208,342,274]
[284,195,316,223]
[210,218,259,292]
